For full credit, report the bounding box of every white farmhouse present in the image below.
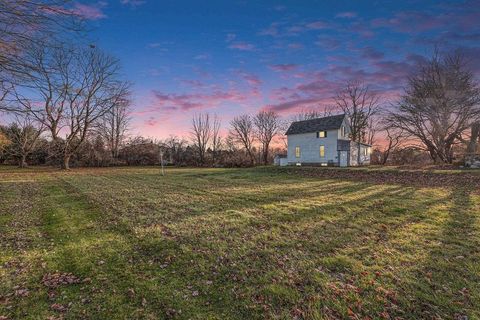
[285,114,371,167]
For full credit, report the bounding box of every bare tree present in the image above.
[291,106,333,122]
[97,93,131,160]
[335,81,380,143]
[0,130,8,157]
[379,127,405,165]
[254,110,280,165]
[163,135,188,164]
[387,51,480,163]
[212,114,222,165]
[229,114,256,166]
[0,1,82,104]
[0,114,45,167]
[9,44,128,169]
[366,115,379,146]
[191,113,212,165]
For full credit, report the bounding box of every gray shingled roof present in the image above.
[285,114,346,135]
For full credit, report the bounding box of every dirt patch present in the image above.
[41,273,82,288]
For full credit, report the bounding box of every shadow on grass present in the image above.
[403,188,480,319]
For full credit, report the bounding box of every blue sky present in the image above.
[75,0,480,137]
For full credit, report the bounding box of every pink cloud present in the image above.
[316,36,341,50]
[258,23,280,37]
[265,55,420,114]
[266,98,327,112]
[269,64,298,72]
[151,89,247,111]
[259,19,333,38]
[180,79,206,89]
[371,11,449,33]
[305,20,329,30]
[145,117,159,127]
[287,43,304,50]
[240,73,262,86]
[296,78,339,96]
[360,46,385,60]
[336,12,357,19]
[72,3,106,20]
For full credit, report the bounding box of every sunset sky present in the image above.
[76,0,480,138]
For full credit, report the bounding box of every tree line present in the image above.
[1,2,479,168]
[0,1,130,169]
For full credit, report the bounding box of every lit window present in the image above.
[295,146,300,158]
[318,131,327,138]
[319,145,325,157]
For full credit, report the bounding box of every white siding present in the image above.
[350,142,371,166]
[287,129,339,164]
[338,118,351,140]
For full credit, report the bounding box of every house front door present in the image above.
[339,151,348,167]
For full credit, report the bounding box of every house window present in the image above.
[341,126,345,137]
[295,146,301,158]
[319,145,325,158]
[317,131,327,138]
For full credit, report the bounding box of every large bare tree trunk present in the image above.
[467,123,480,154]
[19,154,27,168]
[62,154,71,170]
[212,115,221,165]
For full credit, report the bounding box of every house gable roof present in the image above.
[285,114,346,135]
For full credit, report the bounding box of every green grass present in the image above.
[1,166,479,319]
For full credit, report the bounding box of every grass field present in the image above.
[1,166,479,319]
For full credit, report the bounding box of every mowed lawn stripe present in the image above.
[1,166,480,319]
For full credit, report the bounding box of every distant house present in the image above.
[285,114,371,167]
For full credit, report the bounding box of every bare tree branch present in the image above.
[254,110,280,165]
[0,0,84,105]
[0,113,45,167]
[386,51,480,163]
[212,114,221,165]
[191,113,212,165]
[96,86,132,160]
[229,114,256,166]
[334,81,380,143]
